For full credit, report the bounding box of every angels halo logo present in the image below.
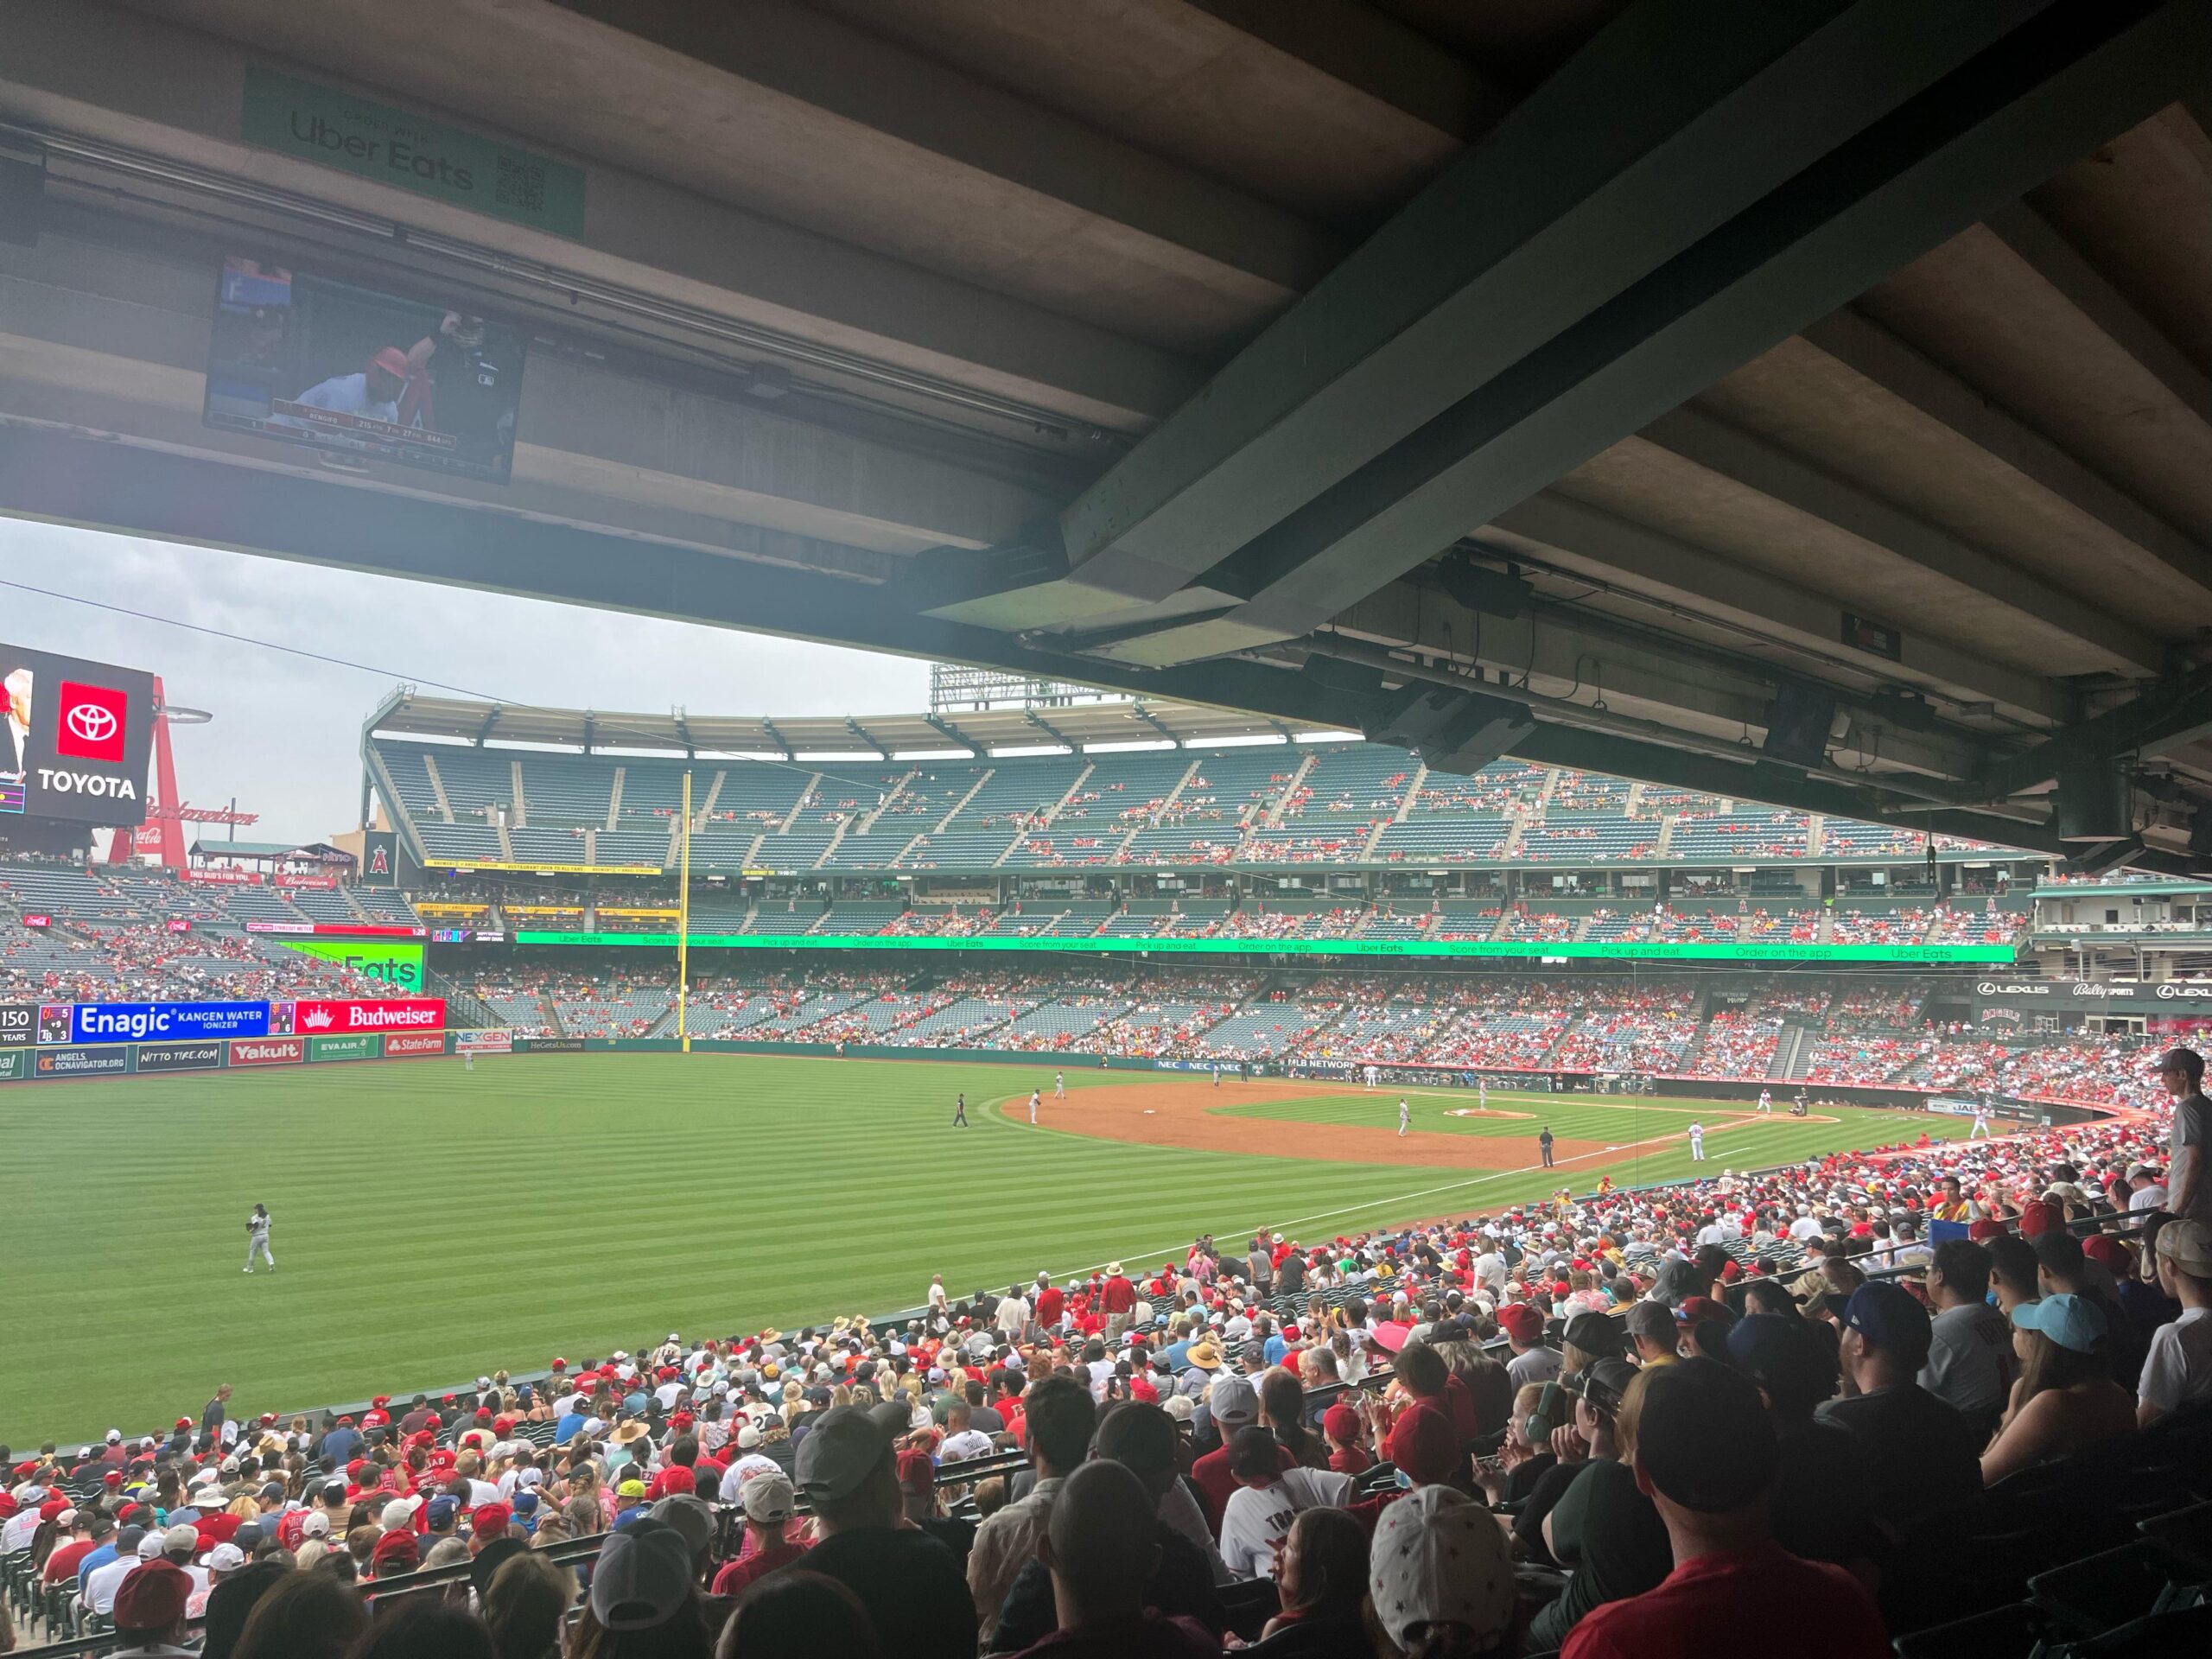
[300,1007,335,1031]
[54,681,129,763]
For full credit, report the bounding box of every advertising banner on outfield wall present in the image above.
[308,1033,380,1062]
[0,1049,22,1080]
[286,996,446,1035]
[455,1030,512,1054]
[275,939,424,992]
[383,1031,448,1058]
[35,1046,129,1077]
[0,1002,31,1046]
[229,1036,304,1066]
[511,930,2022,964]
[72,1000,270,1046]
[135,1040,227,1074]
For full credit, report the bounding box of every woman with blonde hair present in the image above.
[1981,1294,2136,1484]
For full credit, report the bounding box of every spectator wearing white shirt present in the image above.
[995,1287,1031,1342]
[1216,1427,1355,1579]
[938,1401,995,1463]
[2130,1165,2170,1211]
[2140,1220,2212,1427]
[85,1529,162,1617]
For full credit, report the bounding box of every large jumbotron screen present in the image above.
[0,642,155,826]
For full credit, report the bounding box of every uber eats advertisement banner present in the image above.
[511,931,2018,963]
[274,938,424,992]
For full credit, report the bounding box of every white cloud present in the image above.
[5,520,930,842]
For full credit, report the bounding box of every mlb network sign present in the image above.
[287,996,446,1035]
[71,1000,270,1046]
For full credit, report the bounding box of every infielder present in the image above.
[1398,1097,1410,1136]
[1757,1089,1771,1115]
[1053,1071,1065,1100]
[244,1204,275,1273]
[1688,1122,1707,1161]
[1478,1077,1488,1111]
[1029,1089,1041,1124]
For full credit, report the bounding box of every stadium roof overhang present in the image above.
[3,2,2212,870]
[367,689,1344,759]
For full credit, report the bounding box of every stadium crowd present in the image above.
[8,1045,2207,1659]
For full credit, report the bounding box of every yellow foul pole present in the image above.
[677,769,692,1052]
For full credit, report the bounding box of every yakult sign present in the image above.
[284,996,446,1034]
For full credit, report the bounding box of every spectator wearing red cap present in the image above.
[1500,1303,1560,1389]
[1319,1402,1370,1476]
[111,1557,195,1657]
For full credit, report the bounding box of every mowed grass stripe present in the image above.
[3,1056,1937,1442]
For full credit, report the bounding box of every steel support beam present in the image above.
[1052,0,2046,601]
[1084,0,2211,668]
[1974,671,2212,800]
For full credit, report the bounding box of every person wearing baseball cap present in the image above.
[2141,1219,2212,1427]
[1368,1486,1517,1658]
[1500,1302,1561,1389]
[1980,1294,2134,1486]
[1814,1281,1980,1531]
[110,1557,197,1657]
[794,1405,975,1659]
[282,344,416,431]
[1560,1359,1888,1659]
[1188,1373,1281,1529]
[1025,1459,1216,1659]
[709,1472,805,1597]
[585,1520,702,1639]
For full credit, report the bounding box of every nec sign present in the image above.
[71,1001,271,1045]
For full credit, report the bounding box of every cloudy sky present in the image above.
[5,520,931,842]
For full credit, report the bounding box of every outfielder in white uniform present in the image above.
[1053,1071,1065,1100]
[245,1204,275,1272]
[1398,1097,1410,1136]
[1364,1065,1378,1091]
[1688,1122,1707,1161]
[1029,1090,1041,1124]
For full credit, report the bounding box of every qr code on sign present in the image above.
[495,155,545,213]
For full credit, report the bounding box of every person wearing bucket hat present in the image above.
[1980,1294,2135,1485]
[1369,1486,1516,1656]
[2141,1219,2212,1425]
[1560,1359,1887,1659]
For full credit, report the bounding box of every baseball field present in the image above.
[3,1052,1974,1442]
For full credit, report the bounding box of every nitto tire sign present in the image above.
[35,1046,129,1078]
[135,1040,226,1074]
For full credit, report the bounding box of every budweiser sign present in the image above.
[290,996,446,1033]
[229,1036,304,1066]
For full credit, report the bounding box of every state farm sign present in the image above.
[289,996,446,1034]
[229,1036,304,1066]
[382,1030,447,1058]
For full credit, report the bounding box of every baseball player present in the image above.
[1398,1097,1411,1136]
[1757,1089,1771,1115]
[1053,1071,1065,1101]
[953,1093,968,1128]
[1688,1122,1707,1161]
[244,1204,275,1273]
[1969,1101,1993,1140]
[1029,1089,1041,1125]
[1478,1077,1489,1111]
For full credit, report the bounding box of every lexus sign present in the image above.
[0,645,156,827]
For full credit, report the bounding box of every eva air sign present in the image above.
[308,1033,380,1063]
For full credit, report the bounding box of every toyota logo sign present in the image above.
[66,702,118,745]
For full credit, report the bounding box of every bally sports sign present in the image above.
[283,996,446,1033]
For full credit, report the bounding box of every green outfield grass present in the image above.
[4,1055,1950,1443]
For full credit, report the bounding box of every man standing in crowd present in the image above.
[2161,1047,2209,1223]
